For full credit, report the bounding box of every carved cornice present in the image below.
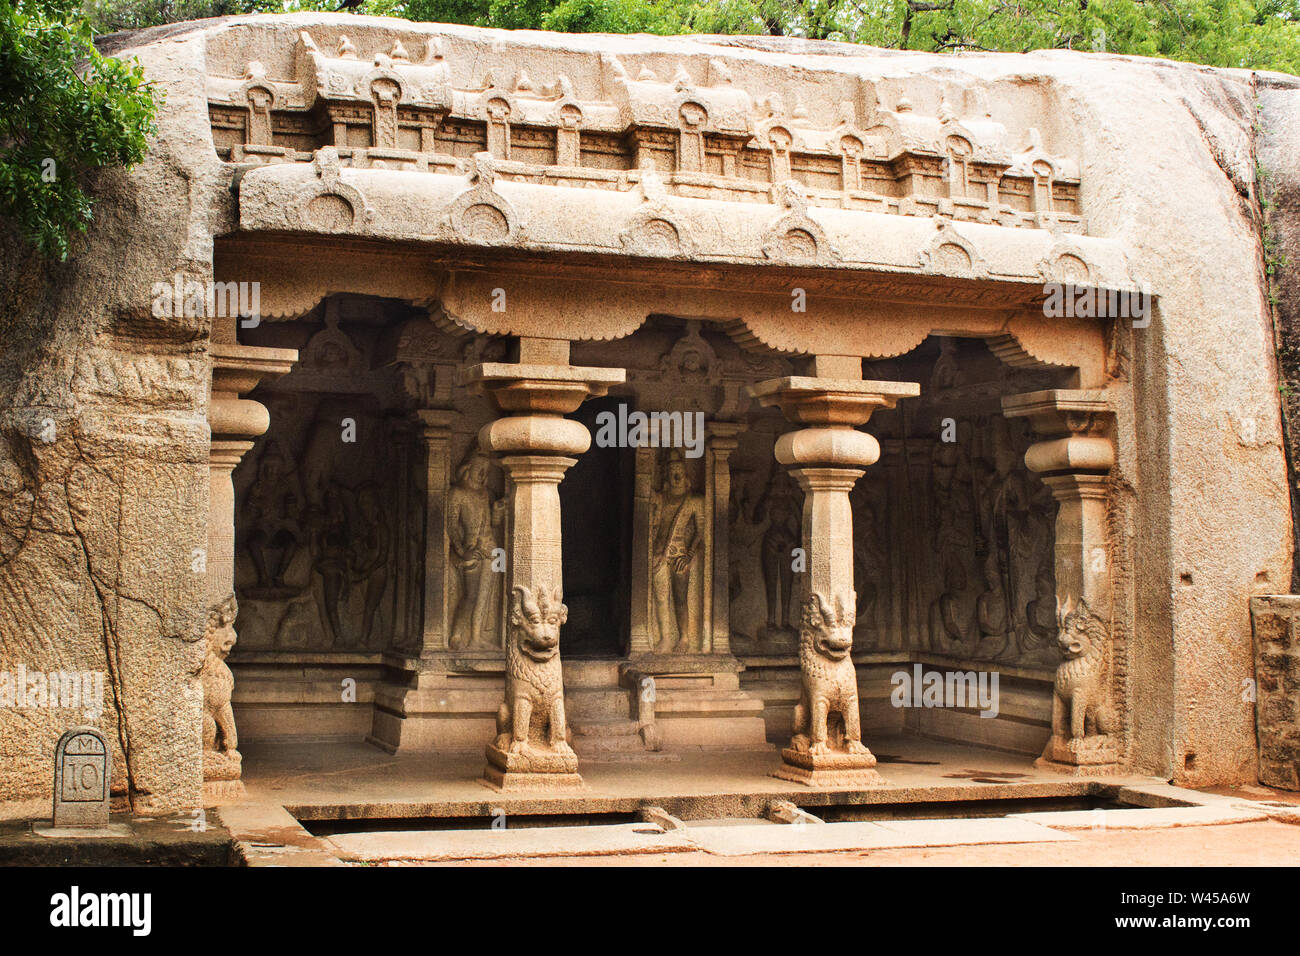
[208,25,1085,234]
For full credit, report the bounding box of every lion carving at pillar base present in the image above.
[1041,598,1118,768]
[790,591,871,757]
[490,585,575,771]
[201,593,242,782]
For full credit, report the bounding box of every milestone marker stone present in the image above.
[52,727,110,828]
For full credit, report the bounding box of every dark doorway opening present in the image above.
[559,396,632,657]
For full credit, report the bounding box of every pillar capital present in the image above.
[1004,388,1116,476]
[415,407,459,437]
[210,344,297,432]
[1001,388,1113,437]
[750,376,919,428]
[463,362,624,416]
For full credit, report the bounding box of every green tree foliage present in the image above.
[78,0,1300,73]
[1,0,157,259]
[395,0,1300,72]
[81,0,266,34]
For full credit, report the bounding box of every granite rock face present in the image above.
[1,14,1298,809]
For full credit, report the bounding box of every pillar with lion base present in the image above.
[751,357,919,786]
[1002,388,1119,775]
[465,337,625,792]
[204,342,297,801]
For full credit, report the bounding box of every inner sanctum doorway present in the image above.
[559,395,634,658]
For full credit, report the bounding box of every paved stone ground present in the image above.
[384,819,1300,866]
[222,736,1300,867]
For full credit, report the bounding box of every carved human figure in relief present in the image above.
[201,594,241,778]
[975,549,1011,660]
[1050,598,1116,742]
[759,467,800,641]
[851,481,887,647]
[1022,564,1059,664]
[350,482,390,647]
[310,484,352,647]
[649,449,706,652]
[448,448,504,650]
[792,591,870,756]
[244,439,303,593]
[928,557,970,649]
[495,585,573,756]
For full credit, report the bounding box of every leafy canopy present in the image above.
[189,0,1300,73]
[1,0,157,259]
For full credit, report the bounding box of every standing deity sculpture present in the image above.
[448,447,505,650]
[759,467,801,645]
[649,448,706,653]
[244,438,304,594]
[310,483,353,647]
[975,548,1011,660]
[350,481,390,647]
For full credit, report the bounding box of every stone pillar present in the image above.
[628,444,656,657]
[205,343,296,796]
[751,366,918,786]
[705,421,744,657]
[1003,388,1118,773]
[465,340,625,791]
[415,408,459,655]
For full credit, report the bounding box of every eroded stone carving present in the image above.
[208,31,1084,232]
[491,585,575,766]
[758,467,801,647]
[447,446,504,649]
[791,592,869,757]
[649,448,706,653]
[202,593,242,783]
[1043,598,1117,765]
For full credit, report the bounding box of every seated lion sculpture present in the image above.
[495,585,573,757]
[201,593,241,781]
[791,591,870,757]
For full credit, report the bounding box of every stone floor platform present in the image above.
[6,735,1300,866]
[240,734,1124,822]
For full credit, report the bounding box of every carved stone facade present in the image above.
[4,15,1296,811]
[209,30,1084,234]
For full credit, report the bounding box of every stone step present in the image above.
[561,660,625,688]
[572,737,646,757]
[569,717,641,738]
[563,687,631,719]
[569,717,646,756]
